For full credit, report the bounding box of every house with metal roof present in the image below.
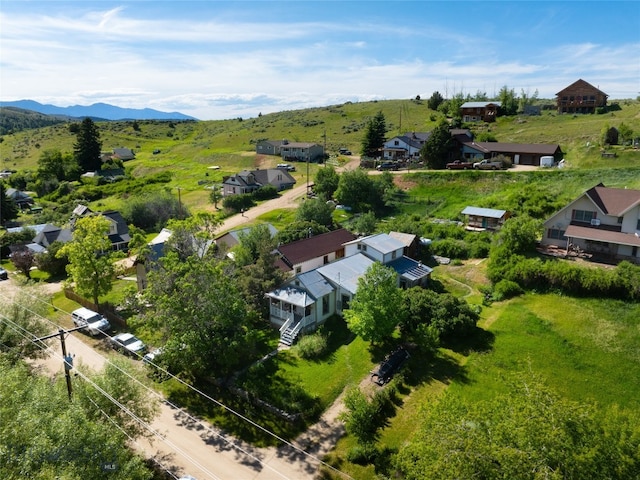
[541,184,640,263]
[266,233,432,345]
[556,79,608,114]
[461,207,510,231]
[460,101,502,122]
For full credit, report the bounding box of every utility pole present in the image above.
[35,325,86,401]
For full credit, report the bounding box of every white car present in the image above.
[143,347,164,364]
[71,307,111,336]
[111,333,146,357]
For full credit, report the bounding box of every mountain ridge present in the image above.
[0,99,197,121]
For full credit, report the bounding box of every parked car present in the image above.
[338,148,352,155]
[473,159,503,170]
[143,347,164,364]
[371,348,410,385]
[377,162,399,171]
[71,307,111,336]
[111,333,146,357]
[446,160,474,170]
[276,163,296,172]
[0,267,8,280]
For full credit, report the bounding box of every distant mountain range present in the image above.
[0,100,197,121]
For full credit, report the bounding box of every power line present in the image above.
[1,289,354,479]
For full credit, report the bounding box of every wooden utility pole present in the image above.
[35,325,86,400]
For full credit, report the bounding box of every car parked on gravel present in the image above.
[111,333,146,357]
[371,347,410,385]
[71,307,111,336]
[0,267,8,280]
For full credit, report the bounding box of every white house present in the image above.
[541,183,640,263]
[382,132,430,160]
[266,233,432,345]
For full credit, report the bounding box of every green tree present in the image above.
[233,223,276,267]
[393,375,640,480]
[334,168,375,212]
[352,211,377,235]
[58,215,115,306]
[37,149,80,182]
[121,191,184,232]
[0,291,51,361]
[361,111,387,157]
[618,122,634,144]
[402,287,479,340]
[35,240,68,278]
[76,358,158,439]
[73,117,102,172]
[420,119,455,169]
[296,198,334,228]
[0,182,19,224]
[275,221,329,244]
[344,262,405,344]
[0,357,154,480]
[142,254,258,380]
[427,91,445,111]
[236,245,285,318]
[313,165,340,200]
[498,85,518,115]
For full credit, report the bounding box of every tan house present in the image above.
[556,79,608,114]
[541,184,640,263]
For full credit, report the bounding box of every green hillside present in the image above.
[2,98,639,171]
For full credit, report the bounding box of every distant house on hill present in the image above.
[5,188,33,209]
[461,207,510,231]
[222,169,296,196]
[256,139,324,162]
[459,140,563,167]
[460,101,501,122]
[556,79,608,114]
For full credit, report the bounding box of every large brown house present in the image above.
[556,79,608,114]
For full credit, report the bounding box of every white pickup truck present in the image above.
[473,159,503,170]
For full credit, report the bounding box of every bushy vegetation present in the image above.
[295,331,329,359]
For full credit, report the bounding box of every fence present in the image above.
[64,289,127,328]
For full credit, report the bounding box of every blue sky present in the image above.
[1,1,638,120]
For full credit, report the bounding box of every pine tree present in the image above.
[361,111,387,157]
[73,117,102,172]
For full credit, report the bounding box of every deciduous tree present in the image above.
[58,215,115,306]
[296,198,334,228]
[313,165,339,200]
[344,262,405,344]
[143,254,258,380]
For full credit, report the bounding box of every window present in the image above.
[341,294,350,310]
[295,266,301,274]
[573,210,595,222]
[394,140,399,146]
[391,250,397,259]
[547,228,567,241]
[617,217,623,224]
[637,218,640,230]
[322,295,330,315]
[323,255,329,264]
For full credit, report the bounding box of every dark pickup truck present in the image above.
[371,348,410,385]
[446,160,473,170]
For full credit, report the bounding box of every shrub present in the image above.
[492,279,524,300]
[252,184,278,201]
[346,443,379,465]
[222,194,255,213]
[431,238,468,259]
[296,332,328,359]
